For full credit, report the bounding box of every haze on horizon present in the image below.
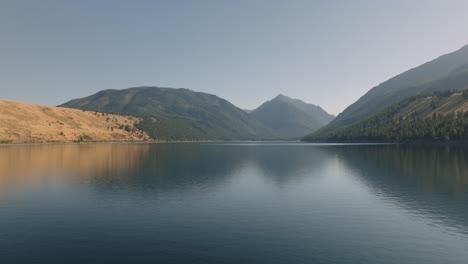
[1,0,468,115]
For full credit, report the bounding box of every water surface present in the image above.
[0,143,467,263]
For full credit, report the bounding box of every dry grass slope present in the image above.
[0,99,150,143]
[395,93,468,119]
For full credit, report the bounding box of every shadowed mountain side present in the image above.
[321,44,468,133]
[251,94,334,139]
[304,88,468,142]
[60,87,276,141]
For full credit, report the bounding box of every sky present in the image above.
[1,0,468,115]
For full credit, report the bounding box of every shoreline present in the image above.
[0,139,296,146]
[301,139,468,146]
[5,138,467,146]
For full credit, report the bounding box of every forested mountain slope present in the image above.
[60,87,275,140]
[304,90,468,142]
[320,44,468,132]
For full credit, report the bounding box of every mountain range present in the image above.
[5,44,468,143]
[59,87,334,141]
[60,87,275,140]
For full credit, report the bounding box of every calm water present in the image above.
[0,143,467,263]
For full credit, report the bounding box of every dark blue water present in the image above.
[0,143,467,263]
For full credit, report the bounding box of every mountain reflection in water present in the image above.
[0,143,467,264]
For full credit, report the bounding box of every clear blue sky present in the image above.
[1,0,468,114]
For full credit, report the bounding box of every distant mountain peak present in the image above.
[272,93,299,102]
[251,95,335,139]
[271,94,319,108]
[274,93,289,99]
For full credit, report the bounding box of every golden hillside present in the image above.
[0,99,150,143]
[393,92,468,119]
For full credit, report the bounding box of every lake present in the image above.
[0,142,467,263]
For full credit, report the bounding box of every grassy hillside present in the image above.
[0,99,149,144]
[304,90,468,142]
[60,87,275,140]
[251,94,334,139]
[320,44,468,132]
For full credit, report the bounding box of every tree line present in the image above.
[305,89,468,142]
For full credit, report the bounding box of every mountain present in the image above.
[320,44,468,133]
[251,94,334,139]
[60,86,275,141]
[304,89,468,142]
[0,99,149,144]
